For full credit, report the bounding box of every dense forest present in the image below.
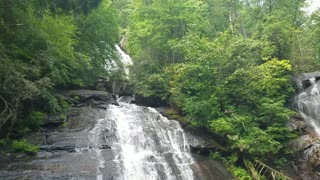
[0,0,120,135]
[0,0,126,159]
[1,0,320,179]
[124,0,320,178]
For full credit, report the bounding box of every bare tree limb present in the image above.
[0,95,8,117]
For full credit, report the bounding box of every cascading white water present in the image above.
[105,45,133,77]
[296,77,320,136]
[115,45,133,76]
[88,118,106,180]
[108,100,195,180]
[101,45,195,179]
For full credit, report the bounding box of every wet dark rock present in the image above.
[42,113,67,128]
[191,154,234,180]
[94,77,110,91]
[185,128,227,153]
[118,83,134,97]
[95,104,108,110]
[293,72,320,91]
[112,79,134,97]
[36,152,54,159]
[289,131,320,180]
[0,105,119,180]
[133,93,168,107]
[313,164,320,172]
[65,90,119,106]
[39,145,76,152]
[100,144,111,149]
[287,115,308,132]
[117,96,135,103]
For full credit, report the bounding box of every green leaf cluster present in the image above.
[11,139,39,155]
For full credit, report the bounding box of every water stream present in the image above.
[106,99,195,180]
[296,76,320,135]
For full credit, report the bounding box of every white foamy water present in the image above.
[104,45,133,77]
[88,118,107,180]
[296,77,320,136]
[107,102,195,180]
[115,45,133,76]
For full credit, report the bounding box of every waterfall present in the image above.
[107,100,195,180]
[115,45,133,76]
[109,45,133,94]
[105,45,133,76]
[296,76,320,136]
[102,46,195,179]
[0,45,232,180]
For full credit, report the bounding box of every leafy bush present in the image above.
[230,166,253,180]
[14,127,32,137]
[11,139,39,155]
[25,111,47,131]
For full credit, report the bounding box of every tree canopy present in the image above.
[119,0,320,178]
[0,0,120,137]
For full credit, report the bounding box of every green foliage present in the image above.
[209,152,224,161]
[77,0,119,85]
[230,166,252,180]
[130,28,296,175]
[58,98,70,109]
[124,1,303,176]
[120,0,318,178]
[135,73,169,100]
[25,111,47,131]
[11,139,39,155]
[210,117,235,136]
[128,4,296,168]
[72,95,80,101]
[13,127,32,138]
[38,90,61,113]
[0,0,120,138]
[127,4,297,173]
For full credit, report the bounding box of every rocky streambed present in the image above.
[0,90,233,180]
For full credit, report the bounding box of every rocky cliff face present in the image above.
[287,119,320,180]
[0,91,233,180]
[289,72,320,180]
